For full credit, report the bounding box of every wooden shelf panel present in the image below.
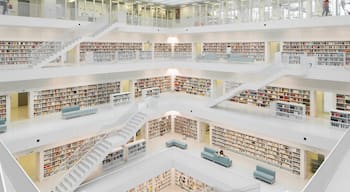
[174,116,197,140]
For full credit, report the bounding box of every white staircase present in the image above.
[51,111,147,192]
[32,16,124,68]
[208,64,309,108]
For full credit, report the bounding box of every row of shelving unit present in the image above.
[202,42,265,62]
[127,170,172,192]
[174,116,198,140]
[174,76,212,97]
[282,41,350,66]
[148,115,172,139]
[134,76,172,98]
[33,82,120,116]
[0,41,61,65]
[271,101,306,120]
[110,92,132,106]
[0,95,7,121]
[175,169,214,192]
[102,139,147,170]
[231,86,311,115]
[40,134,105,179]
[211,126,302,175]
[79,42,143,62]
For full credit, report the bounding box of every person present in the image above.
[226,45,232,59]
[0,0,7,15]
[217,149,225,157]
[322,0,330,16]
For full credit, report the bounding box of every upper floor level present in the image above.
[1,0,350,29]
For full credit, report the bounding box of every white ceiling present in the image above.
[145,0,206,6]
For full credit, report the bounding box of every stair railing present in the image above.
[50,103,140,192]
[29,13,116,68]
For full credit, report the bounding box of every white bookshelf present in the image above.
[231,86,311,115]
[330,109,350,129]
[33,82,120,117]
[79,42,143,62]
[142,87,161,98]
[271,101,306,120]
[127,170,172,192]
[148,115,172,139]
[134,76,172,98]
[282,41,350,66]
[174,76,212,97]
[125,139,147,161]
[211,126,301,175]
[110,92,132,105]
[39,135,104,180]
[174,116,198,140]
[336,94,350,111]
[154,43,172,58]
[175,169,214,192]
[102,147,124,170]
[0,41,61,66]
[0,95,7,121]
[202,42,265,62]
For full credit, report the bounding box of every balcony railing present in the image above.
[1,1,350,28]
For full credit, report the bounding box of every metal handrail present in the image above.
[50,103,140,191]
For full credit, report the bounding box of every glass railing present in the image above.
[1,1,349,27]
[281,52,350,69]
[80,51,263,66]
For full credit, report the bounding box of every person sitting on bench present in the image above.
[217,149,225,157]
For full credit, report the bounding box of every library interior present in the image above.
[0,0,350,192]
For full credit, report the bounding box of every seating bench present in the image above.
[253,165,276,184]
[0,119,6,133]
[166,139,187,149]
[200,147,232,168]
[61,106,98,119]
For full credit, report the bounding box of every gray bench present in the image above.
[61,106,98,119]
[0,119,6,133]
[201,147,232,168]
[166,139,187,149]
[253,165,276,184]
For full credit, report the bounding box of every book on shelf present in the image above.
[271,101,306,120]
[134,76,172,98]
[202,42,265,62]
[174,116,198,140]
[211,126,301,175]
[282,41,350,66]
[174,76,212,97]
[148,116,172,139]
[33,82,120,116]
[231,86,311,116]
[330,109,350,129]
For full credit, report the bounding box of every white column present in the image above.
[171,115,175,133]
[196,120,200,142]
[301,149,306,179]
[145,122,149,141]
[6,95,10,122]
[209,123,213,146]
[310,90,316,117]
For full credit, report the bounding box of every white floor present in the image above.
[147,133,307,192]
[1,92,345,192]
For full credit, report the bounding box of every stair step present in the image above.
[81,160,93,169]
[94,148,106,157]
[85,156,96,165]
[99,143,110,151]
[77,164,88,174]
[68,173,78,183]
[88,153,99,162]
[72,169,83,178]
[64,177,74,188]
[59,182,69,191]
[55,185,65,192]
